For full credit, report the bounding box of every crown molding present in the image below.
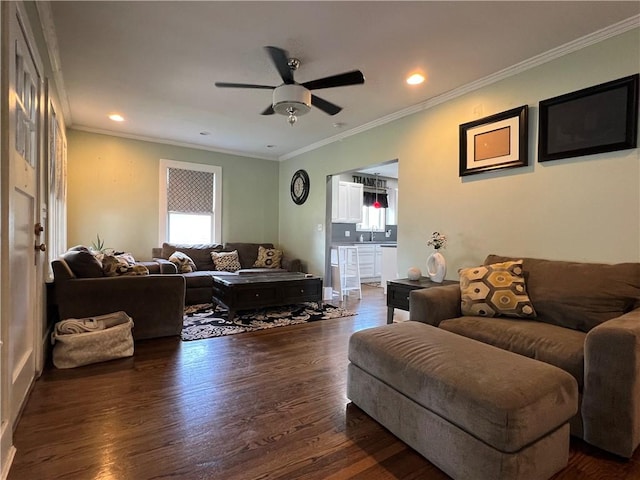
[280,14,640,161]
[71,125,279,161]
[36,1,73,126]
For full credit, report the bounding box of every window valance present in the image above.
[363,192,388,208]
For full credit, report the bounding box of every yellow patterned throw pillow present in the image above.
[459,260,536,318]
[253,246,283,269]
[211,250,241,272]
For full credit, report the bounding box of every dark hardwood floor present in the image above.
[8,285,640,479]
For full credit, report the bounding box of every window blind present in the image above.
[167,167,214,213]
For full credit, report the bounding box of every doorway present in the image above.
[325,160,398,306]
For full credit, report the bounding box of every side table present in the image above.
[386,277,458,324]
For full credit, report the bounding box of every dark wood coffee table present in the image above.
[211,273,323,321]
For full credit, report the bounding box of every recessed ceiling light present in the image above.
[406,73,425,85]
[108,114,124,122]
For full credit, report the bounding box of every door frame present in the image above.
[1,2,47,476]
[324,160,399,294]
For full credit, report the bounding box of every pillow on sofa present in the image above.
[62,247,104,278]
[162,243,222,271]
[211,250,241,272]
[169,251,197,273]
[253,246,283,269]
[225,242,274,269]
[459,260,536,318]
[102,254,149,276]
[114,252,137,265]
[486,254,640,332]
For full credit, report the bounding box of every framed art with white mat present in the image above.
[459,105,528,176]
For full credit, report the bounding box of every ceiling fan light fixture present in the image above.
[273,84,311,116]
[215,46,364,123]
[287,108,298,126]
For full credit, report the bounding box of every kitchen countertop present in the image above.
[331,241,397,246]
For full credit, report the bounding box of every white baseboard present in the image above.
[0,422,16,480]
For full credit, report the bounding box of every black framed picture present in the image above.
[459,105,528,177]
[538,74,639,162]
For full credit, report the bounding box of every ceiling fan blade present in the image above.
[264,46,295,84]
[215,82,274,89]
[261,104,275,115]
[311,95,342,116]
[302,70,365,90]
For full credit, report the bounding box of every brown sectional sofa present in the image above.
[151,242,303,305]
[51,249,185,340]
[51,242,302,339]
[409,254,640,458]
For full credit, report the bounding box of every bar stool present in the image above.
[337,245,362,301]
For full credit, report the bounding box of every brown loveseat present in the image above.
[52,248,185,340]
[152,242,303,305]
[409,254,640,458]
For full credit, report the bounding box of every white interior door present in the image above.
[5,2,43,432]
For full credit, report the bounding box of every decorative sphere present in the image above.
[407,267,422,281]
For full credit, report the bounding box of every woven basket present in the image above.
[51,311,134,368]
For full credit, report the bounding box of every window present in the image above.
[15,45,38,168]
[357,206,386,232]
[159,160,222,245]
[46,99,67,280]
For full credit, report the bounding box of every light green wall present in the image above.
[67,30,639,273]
[279,29,640,278]
[67,130,280,260]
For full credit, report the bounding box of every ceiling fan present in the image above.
[215,46,365,126]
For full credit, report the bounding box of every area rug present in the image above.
[182,302,356,341]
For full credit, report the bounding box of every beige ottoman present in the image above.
[347,322,578,480]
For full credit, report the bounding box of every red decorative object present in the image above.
[373,172,381,208]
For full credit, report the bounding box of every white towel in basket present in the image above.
[54,311,131,336]
[51,311,134,368]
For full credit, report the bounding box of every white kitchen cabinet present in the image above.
[381,245,398,293]
[374,245,383,277]
[332,177,363,223]
[357,244,384,282]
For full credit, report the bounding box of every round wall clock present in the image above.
[290,169,310,205]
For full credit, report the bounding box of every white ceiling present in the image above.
[46,1,639,161]
[358,162,399,179]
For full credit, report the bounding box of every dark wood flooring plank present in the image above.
[7,286,640,479]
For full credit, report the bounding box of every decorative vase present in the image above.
[426,250,446,283]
